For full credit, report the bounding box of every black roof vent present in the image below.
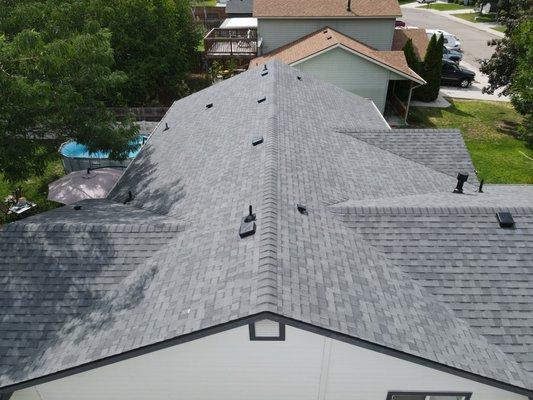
[496,212,515,228]
[347,0,352,11]
[239,205,257,238]
[257,97,266,103]
[261,70,268,76]
[206,103,213,109]
[297,76,302,81]
[252,136,264,146]
[326,36,332,40]
[123,190,134,204]
[297,204,308,215]
[323,29,328,33]
[163,122,170,131]
[73,205,82,210]
[453,172,469,194]
[263,64,268,71]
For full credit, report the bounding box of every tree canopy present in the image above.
[92,0,201,105]
[0,0,201,183]
[414,34,444,102]
[479,0,532,143]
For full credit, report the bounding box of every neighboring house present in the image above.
[392,27,429,60]
[1,61,533,400]
[254,0,402,53]
[225,0,253,17]
[207,0,421,120]
[250,27,425,113]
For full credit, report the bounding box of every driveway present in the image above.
[401,2,509,101]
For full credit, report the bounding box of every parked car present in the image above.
[442,46,463,62]
[441,60,475,88]
[417,0,436,3]
[426,29,461,51]
[395,20,406,27]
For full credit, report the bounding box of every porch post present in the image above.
[405,81,414,125]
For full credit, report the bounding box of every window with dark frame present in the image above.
[248,320,285,341]
[386,392,472,400]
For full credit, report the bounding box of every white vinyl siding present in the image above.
[294,47,392,112]
[258,18,396,53]
[11,324,528,400]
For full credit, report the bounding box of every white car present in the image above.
[426,29,462,51]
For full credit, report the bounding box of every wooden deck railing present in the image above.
[204,28,258,58]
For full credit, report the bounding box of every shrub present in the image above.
[414,34,444,102]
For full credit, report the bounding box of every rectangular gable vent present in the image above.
[496,211,515,228]
[249,319,285,341]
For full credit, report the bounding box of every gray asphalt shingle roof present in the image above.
[1,61,532,393]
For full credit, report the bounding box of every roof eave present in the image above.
[2,312,532,397]
[253,15,402,19]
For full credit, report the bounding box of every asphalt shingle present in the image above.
[1,61,532,393]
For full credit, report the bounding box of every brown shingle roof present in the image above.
[250,27,425,84]
[392,28,430,60]
[254,0,402,17]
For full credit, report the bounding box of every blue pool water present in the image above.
[60,135,148,159]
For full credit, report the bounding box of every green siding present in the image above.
[258,18,395,53]
[294,47,393,112]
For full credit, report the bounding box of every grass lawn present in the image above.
[452,12,497,22]
[421,3,473,11]
[0,141,64,226]
[492,25,506,32]
[409,99,533,184]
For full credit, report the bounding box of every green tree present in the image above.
[92,0,201,105]
[402,38,422,74]
[1,0,202,106]
[479,0,532,143]
[415,34,444,102]
[0,1,138,183]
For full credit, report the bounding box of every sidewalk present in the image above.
[402,1,505,37]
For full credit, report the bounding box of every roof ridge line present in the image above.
[335,128,462,133]
[336,129,477,186]
[253,65,280,311]
[329,202,533,215]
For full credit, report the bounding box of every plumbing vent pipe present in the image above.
[453,173,469,194]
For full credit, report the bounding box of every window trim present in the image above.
[248,321,286,341]
[386,392,473,400]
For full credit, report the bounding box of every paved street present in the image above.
[401,3,509,101]
[401,3,499,68]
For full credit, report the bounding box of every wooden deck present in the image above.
[204,28,258,59]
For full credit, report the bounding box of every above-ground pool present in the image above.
[59,135,148,173]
